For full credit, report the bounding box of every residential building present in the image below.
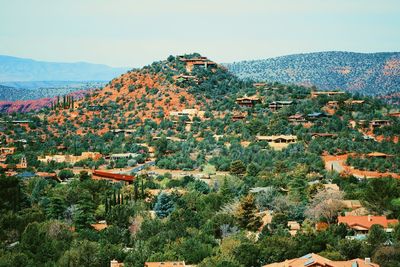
[256,135,298,150]
[288,113,307,125]
[263,253,379,267]
[269,101,293,112]
[178,56,217,72]
[236,96,262,107]
[338,215,399,233]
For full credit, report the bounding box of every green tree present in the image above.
[236,194,262,231]
[154,192,175,218]
[230,160,246,176]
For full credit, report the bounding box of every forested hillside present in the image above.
[0,54,399,267]
[227,52,400,96]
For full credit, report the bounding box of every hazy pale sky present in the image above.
[0,0,399,67]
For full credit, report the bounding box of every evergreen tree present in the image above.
[236,194,262,231]
[154,192,175,218]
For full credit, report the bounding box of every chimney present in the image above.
[368,215,372,222]
[365,258,371,264]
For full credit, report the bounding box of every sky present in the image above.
[0,0,399,67]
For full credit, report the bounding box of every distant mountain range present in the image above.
[0,55,130,82]
[226,51,400,96]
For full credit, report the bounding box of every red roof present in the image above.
[92,170,135,182]
[338,215,398,230]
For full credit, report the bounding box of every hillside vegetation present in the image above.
[227,51,400,96]
[0,54,400,267]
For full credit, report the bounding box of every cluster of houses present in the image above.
[263,253,378,267]
[110,254,380,267]
[0,147,27,170]
[38,151,102,164]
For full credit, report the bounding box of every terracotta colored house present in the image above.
[338,215,398,233]
[263,253,379,267]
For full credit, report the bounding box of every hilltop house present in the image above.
[263,253,379,267]
[178,56,217,72]
[236,96,261,107]
[338,215,398,234]
[269,101,293,112]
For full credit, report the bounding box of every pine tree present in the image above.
[154,192,175,218]
[236,194,262,231]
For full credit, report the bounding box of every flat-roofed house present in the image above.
[269,101,293,112]
[307,112,329,120]
[256,135,297,150]
[236,96,261,107]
